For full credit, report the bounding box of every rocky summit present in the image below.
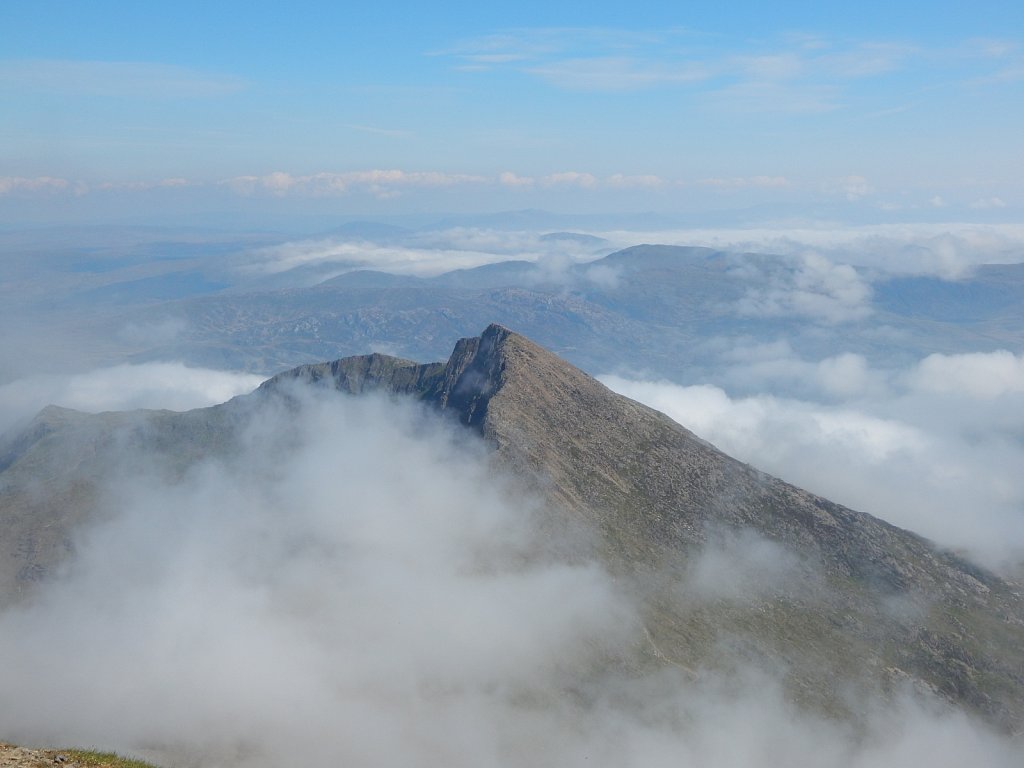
[3,324,1024,733]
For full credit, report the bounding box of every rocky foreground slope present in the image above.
[0,744,153,768]
[3,324,1023,733]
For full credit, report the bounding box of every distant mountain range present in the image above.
[118,244,1024,382]
[6,228,1023,387]
[4,324,1022,733]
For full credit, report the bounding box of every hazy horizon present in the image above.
[3,1,1022,226]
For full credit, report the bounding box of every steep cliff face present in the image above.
[256,329,509,426]
[4,324,1024,732]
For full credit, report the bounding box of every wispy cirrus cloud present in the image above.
[956,38,1024,84]
[343,124,414,138]
[442,27,713,92]
[439,26,1017,119]
[443,27,913,84]
[733,52,805,80]
[0,59,245,98]
[702,80,842,113]
[527,56,710,91]
[818,42,917,77]
[438,27,673,66]
[964,38,1018,59]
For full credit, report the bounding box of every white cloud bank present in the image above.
[238,227,612,279]
[734,252,873,323]
[0,391,1017,767]
[597,223,1024,279]
[906,350,1024,398]
[0,362,264,436]
[602,348,1024,568]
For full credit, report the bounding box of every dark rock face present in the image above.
[4,324,1024,732]
[258,330,507,427]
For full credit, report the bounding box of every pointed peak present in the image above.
[432,327,515,427]
[469,323,555,365]
[443,324,532,379]
[431,323,599,432]
[449,323,522,365]
[481,322,514,342]
[258,323,580,430]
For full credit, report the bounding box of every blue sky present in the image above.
[2,1,1022,224]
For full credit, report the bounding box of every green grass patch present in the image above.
[58,749,158,768]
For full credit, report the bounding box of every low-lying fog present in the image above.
[602,346,1024,570]
[0,390,1019,767]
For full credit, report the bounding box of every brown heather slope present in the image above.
[3,324,1024,733]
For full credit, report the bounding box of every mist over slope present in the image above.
[599,360,1024,568]
[2,326,1022,767]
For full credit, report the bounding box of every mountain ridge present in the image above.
[3,324,1023,732]
[263,324,995,586]
[260,323,1024,729]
